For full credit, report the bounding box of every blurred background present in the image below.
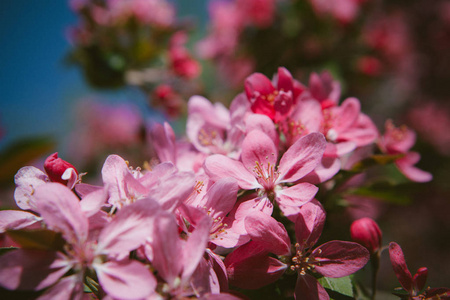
[0,0,449,297]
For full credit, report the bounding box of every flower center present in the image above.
[253,160,280,192]
[290,243,321,276]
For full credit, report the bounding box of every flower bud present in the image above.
[350,217,382,254]
[44,152,78,186]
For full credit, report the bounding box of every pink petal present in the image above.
[396,152,432,182]
[203,177,239,220]
[276,183,318,207]
[0,249,69,290]
[149,122,176,163]
[277,67,294,93]
[182,213,212,281]
[97,198,160,255]
[34,183,88,244]
[0,210,40,233]
[150,212,183,286]
[188,95,230,129]
[225,244,286,290]
[244,114,278,147]
[149,171,195,212]
[278,132,326,183]
[205,249,229,292]
[295,274,330,300]
[311,241,370,277]
[290,99,323,133]
[37,274,84,300]
[244,212,291,255]
[338,114,378,147]
[95,260,156,300]
[101,155,149,206]
[245,73,275,100]
[301,156,341,185]
[204,155,259,190]
[14,166,48,211]
[412,267,428,293]
[241,130,278,171]
[79,188,107,217]
[295,200,326,250]
[331,97,360,132]
[389,242,413,293]
[74,183,102,198]
[138,162,177,189]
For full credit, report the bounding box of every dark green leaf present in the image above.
[0,247,18,256]
[318,276,354,299]
[6,229,65,251]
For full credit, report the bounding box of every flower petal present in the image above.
[244,212,291,255]
[37,274,84,300]
[311,241,370,278]
[276,183,318,207]
[34,183,88,244]
[204,155,259,190]
[0,249,69,291]
[241,130,278,171]
[295,274,329,300]
[278,132,326,183]
[396,152,432,182]
[97,198,160,255]
[294,200,326,250]
[95,260,156,300]
[14,166,48,211]
[389,242,413,293]
[150,212,182,286]
[182,213,212,281]
[225,245,286,290]
[0,210,40,233]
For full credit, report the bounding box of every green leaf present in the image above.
[6,229,65,251]
[0,136,55,186]
[0,247,18,256]
[318,276,354,300]
[350,154,404,173]
[346,182,412,205]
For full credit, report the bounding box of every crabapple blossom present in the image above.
[204,130,326,218]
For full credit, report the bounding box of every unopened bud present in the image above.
[350,218,382,254]
[44,152,78,187]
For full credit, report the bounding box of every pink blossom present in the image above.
[236,0,277,28]
[14,153,81,211]
[224,212,289,289]
[379,120,432,182]
[302,71,341,109]
[44,152,79,187]
[181,177,248,248]
[286,97,378,157]
[292,201,369,299]
[169,32,201,79]
[0,183,159,299]
[245,67,297,122]
[309,0,363,24]
[101,154,194,211]
[389,242,450,299]
[204,130,326,218]
[145,210,221,297]
[350,217,382,254]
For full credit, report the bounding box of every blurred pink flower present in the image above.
[408,101,450,156]
[379,120,432,182]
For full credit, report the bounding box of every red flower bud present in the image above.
[350,218,382,254]
[44,152,78,186]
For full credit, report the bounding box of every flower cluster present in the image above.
[0,67,443,299]
[67,0,201,116]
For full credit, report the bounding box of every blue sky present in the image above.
[0,0,208,151]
